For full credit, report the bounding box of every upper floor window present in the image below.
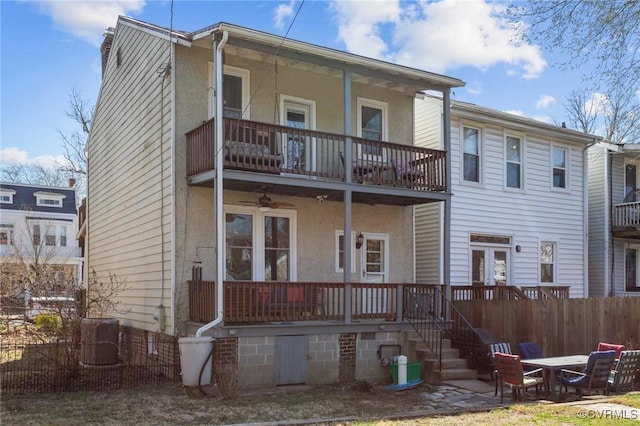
[552,146,567,189]
[540,241,556,283]
[0,224,13,245]
[625,163,637,202]
[357,98,387,160]
[0,188,16,204]
[208,63,250,119]
[463,126,481,183]
[34,191,65,208]
[335,231,356,273]
[506,135,523,189]
[31,223,68,247]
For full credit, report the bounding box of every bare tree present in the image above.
[509,1,640,86]
[1,163,70,188]
[57,88,91,178]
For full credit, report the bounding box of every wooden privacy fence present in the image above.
[453,297,640,357]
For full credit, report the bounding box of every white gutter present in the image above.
[196,29,228,338]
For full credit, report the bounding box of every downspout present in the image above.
[196,29,228,337]
[442,90,452,301]
[605,149,612,297]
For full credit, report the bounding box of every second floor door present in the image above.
[281,96,316,174]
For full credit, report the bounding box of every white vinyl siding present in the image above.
[87,23,173,331]
[587,144,608,296]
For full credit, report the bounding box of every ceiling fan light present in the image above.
[259,206,272,212]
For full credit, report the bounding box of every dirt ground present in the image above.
[2,380,455,425]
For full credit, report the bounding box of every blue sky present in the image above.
[1,0,591,169]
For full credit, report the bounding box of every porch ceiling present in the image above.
[189,170,446,207]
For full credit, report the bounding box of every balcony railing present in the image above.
[521,285,570,299]
[188,281,445,324]
[450,285,570,300]
[612,202,640,228]
[186,118,447,191]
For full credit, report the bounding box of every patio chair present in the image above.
[597,342,626,360]
[558,350,616,400]
[494,352,544,403]
[518,342,544,360]
[608,350,640,394]
[488,342,512,396]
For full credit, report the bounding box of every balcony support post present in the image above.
[343,68,353,324]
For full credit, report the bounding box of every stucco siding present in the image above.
[87,23,173,332]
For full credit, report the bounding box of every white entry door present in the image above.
[471,247,509,286]
[360,234,389,313]
[281,97,315,173]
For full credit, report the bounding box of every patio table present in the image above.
[520,354,589,402]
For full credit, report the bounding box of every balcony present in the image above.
[186,118,447,195]
[188,280,446,324]
[612,202,640,239]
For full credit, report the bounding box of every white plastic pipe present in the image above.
[398,355,408,384]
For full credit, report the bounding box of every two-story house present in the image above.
[86,16,465,388]
[0,181,83,299]
[588,141,640,297]
[414,96,599,300]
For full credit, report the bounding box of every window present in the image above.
[357,98,387,160]
[463,126,481,183]
[224,208,296,281]
[208,64,250,119]
[0,189,15,204]
[0,224,13,245]
[335,231,356,273]
[506,135,522,189]
[540,242,555,283]
[625,164,637,202]
[33,224,41,245]
[625,248,640,292]
[552,147,567,189]
[44,226,56,246]
[34,191,65,208]
[60,226,67,247]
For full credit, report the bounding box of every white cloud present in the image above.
[331,0,546,79]
[275,0,296,30]
[0,147,63,169]
[504,109,525,117]
[536,95,556,109]
[465,81,483,96]
[532,115,552,124]
[28,0,145,46]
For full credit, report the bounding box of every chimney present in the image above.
[101,27,115,79]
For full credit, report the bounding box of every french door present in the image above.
[224,208,296,281]
[471,247,509,286]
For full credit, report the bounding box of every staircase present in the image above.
[403,330,478,382]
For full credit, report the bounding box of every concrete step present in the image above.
[436,368,478,381]
[416,347,460,361]
[407,337,452,350]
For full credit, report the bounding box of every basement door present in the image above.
[274,335,308,385]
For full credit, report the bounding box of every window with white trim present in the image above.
[31,223,69,247]
[463,126,481,183]
[357,98,387,160]
[208,64,250,119]
[552,146,567,189]
[506,135,523,189]
[624,163,638,202]
[34,191,65,208]
[0,224,14,245]
[0,188,15,204]
[335,231,356,273]
[540,241,556,283]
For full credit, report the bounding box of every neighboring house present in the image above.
[86,16,464,387]
[0,181,83,298]
[414,96,599,299]
[588,142,640,297]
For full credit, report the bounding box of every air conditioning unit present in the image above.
[80,318,119,365]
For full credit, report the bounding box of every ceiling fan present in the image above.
[240,190,294,209]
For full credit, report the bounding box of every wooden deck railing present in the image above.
[187,281,446,324]
[450,285,529,301]
[186,118,447,191]
[612,202,640,227]
[521,286,570,299]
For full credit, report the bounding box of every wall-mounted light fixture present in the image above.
[515,245,522,253]
[356,232,364,249]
